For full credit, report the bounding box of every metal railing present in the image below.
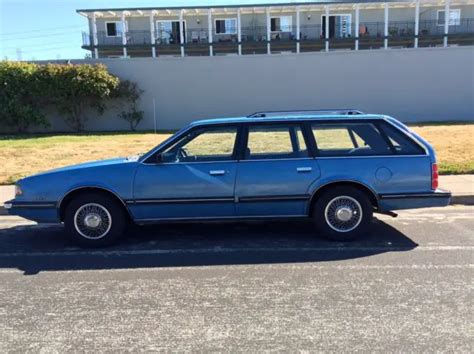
[81,18,474,53]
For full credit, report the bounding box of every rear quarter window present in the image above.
[378,122,426,155]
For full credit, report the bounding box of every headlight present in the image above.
[15,185,23,196]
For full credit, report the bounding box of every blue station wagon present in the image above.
[5,113,451,247]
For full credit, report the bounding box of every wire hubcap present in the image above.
[74,203,112,240]
[324,196,363,233]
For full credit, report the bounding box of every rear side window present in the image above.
[245,125,308,160]
[378,122,426,155]
[312,123,391,157]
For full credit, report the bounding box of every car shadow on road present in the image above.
[0,218,418,275]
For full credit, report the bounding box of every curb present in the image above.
[1,195,473,216]
[450,195,474,205]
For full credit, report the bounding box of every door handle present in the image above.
[297,167,312,173]
[209,170,226,176]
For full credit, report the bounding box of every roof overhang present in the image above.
[76,0,474,17]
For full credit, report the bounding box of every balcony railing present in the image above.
[82,18,474,55]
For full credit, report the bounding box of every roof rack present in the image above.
[247,109,364,118]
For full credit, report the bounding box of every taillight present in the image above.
[431,163,439,190]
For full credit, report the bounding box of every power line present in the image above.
[2,45,79,54]
[1,25,87,37]
[1,30,87,42]
[3,40,82,51]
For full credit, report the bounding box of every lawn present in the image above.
[0,123,472,185]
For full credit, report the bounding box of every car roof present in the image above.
[190,114,387,126]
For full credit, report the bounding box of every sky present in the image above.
[0,0,309,61]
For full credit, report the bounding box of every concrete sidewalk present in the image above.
[1,175,473,215]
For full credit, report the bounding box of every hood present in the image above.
[25,156,139,179]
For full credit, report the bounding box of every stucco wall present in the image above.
[41,46,474,131]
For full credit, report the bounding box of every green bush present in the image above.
[38,63,121,131]
[0,62,143,132]
[115,80,145,131]
[0,62,49,132]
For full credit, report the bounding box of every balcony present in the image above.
[82,18,474,57]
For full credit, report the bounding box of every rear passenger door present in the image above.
[235,123,321,217]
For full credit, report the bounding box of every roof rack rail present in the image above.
[247,109,364,118]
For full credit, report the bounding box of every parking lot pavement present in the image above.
[0,206,472,351]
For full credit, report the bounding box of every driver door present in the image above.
[131,125,240,221]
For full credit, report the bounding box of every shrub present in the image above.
[0,62,49,132]
[39,63,120,131]
[114,80,145,131]
[0,62,142,133]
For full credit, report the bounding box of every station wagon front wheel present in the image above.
[64,193,126,247]
[313,187,373,241]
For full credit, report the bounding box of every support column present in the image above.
[325,6,329,52]
[92,12,99,58]
[121,11,127,57]
[414,1,420,48]
[266,7,271,54]
[149,12,156,58]
[237,8,242,55]
[444,0,450,47]
[208,9,213,56]
[384,3,389,49]
[296,6,301,53]
[179,10,185,57]
[355,5,360,50]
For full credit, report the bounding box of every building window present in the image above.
[271,16,293,32]
[105,21,127,37]
[215,19,237,34]
[437,9,461,26]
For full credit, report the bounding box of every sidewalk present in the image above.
[1,175,473,215]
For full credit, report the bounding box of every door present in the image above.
[131,126,239,221]
[322,15,351,38]
[235,124,321,217]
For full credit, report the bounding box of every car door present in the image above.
[131,125,240,221]
[235,123,321,217]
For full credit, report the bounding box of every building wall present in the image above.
[41,46,473,132]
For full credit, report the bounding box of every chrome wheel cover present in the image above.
[73,203,112,240]
[324,196,363,233]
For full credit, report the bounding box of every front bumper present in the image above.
[378,189,452,211]
[4,199,59,223]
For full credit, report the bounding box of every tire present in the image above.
[312,186,373,241]
[64,193,127,247]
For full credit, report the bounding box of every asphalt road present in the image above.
[0,206,472,352]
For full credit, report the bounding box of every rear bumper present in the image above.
[378,189,451,211]
[4,199,59,223]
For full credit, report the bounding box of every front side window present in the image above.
[245,125,308,160]
[271,16,293,32]
[312,123,391,156]
[160,127,238,163]
[215,19,237,34]
[437,9,461,26]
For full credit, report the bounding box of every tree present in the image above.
[114,80,145,131]
[40,63,120,131]
[0,61,49,132]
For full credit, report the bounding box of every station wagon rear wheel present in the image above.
[64,193,126,247]
[313,186,373,241]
